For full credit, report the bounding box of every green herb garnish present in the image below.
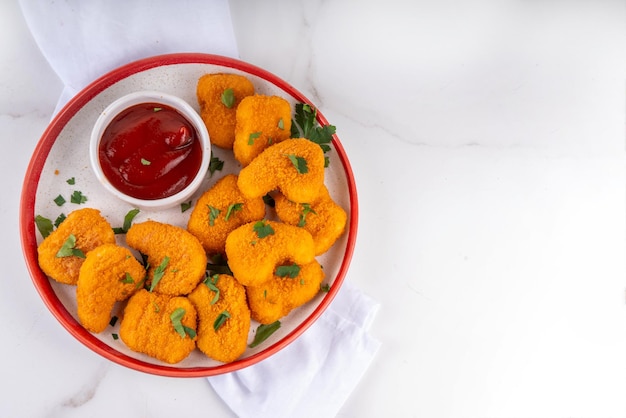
[320,283,331,293]
[209,156,224,176]
[66,177,75,185]
[291,103,335,167]
[170,308,196,339]
[221,88,235,108]
[54,213,66,228]
[120,272,134,284]
[70,190,87,204]
[181,201,193,213]
[113,208,140,234]
[56,234,86,258]
[253,221,275,238]
[35,215,54,238]
[149,256,170,292]
[153,107,162,112]
[248,131,261,145]
[298,203,316,227]
[208,205,220,226]
[112,333,119,340]
[275,263,301,279]
[53,195,66,206]
[285,154,308,174]
[109,316,118,327]
[277,118,284,130]
[140,158,151,166]
[249,321,281,348]
[224,203,243,221]
[213,310,230,331]
[204,274,220,305]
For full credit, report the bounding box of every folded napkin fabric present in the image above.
[19,0,239,114]
[209,280,381,418]
[20,2,381,415]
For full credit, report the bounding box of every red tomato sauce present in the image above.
[98,103,202,200]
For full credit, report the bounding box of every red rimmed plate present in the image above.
[19,53,357,377]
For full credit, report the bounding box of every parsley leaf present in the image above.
[70,190,87,204]
[298,203,316,227]
[140,158,151,166]
[181,201,193,213]
[113,208,140,234]
[253,221,275,238]
[66,177,75,185]
[208,205,220,226]
[224,203,243,221]
[120,272,134,284]
[149,256,170,292]
[285,154,308,174]
[213,310,230,331]
[54,195,66,206]
[56,234,86,258]
[209,156,224,176]
[320,283,331,293]
[170,307,196,339]
[249,321,281,348]
[54,213,66,228]
[35,215,54,238]
[275,263,301,279]
[221,88,235,108]
[204,274,220,305]
[291,103,335,167]
[248,131,261,145]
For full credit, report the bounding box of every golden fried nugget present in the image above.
[237,138,325,203]
[225,220,315,287]
[274,185,347,255]
[196,73,255,149]
[233,95,292,166]
[187,174,265,257]
[37,208,116,285]
[119,289,197,364]
[188,274,250,363]
[247,260,325,324]
[77,244,146,333]
[126,220,207,296]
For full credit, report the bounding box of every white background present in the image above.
[1,0,625,416]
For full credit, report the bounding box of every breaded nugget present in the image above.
[237,138,325,203]
[126,220,207,295]
[225,220,315,287]
[188,274,250,363]
[37,208,116,285]
[274,185,347,255]
[197,73,255,149]
[77,244,146,333]
[119,289,197,364]
[187,174,265,257]
[233,95,292,166]
[246,260,325,324]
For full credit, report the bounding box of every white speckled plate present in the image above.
[19,53,358,377]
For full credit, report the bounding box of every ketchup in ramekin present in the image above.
[98,103,202,200]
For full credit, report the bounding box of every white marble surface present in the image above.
[2,0,626,416]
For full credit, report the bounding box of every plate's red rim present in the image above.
[19,53,358,377]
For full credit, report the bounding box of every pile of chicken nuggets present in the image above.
[36,73,347,365]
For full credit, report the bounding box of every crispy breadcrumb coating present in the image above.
[188,274,250,363]
[237,138,325,203]
[225,220,315,287]
[233,95,292,166]
[246,260,325,324]
[37,208,116,285]
[126,220,207,296]
[119,289,197,364]
[274,185,347,255]
[187,174,265,257]
[196,73,255,149]
[77,244,146,333]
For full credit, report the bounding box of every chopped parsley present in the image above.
[285,154,308,174]
[208,205,220,226]
[53,195,66,206]
[56,234,86,258]
[181,200,193,213]
[153,107,162,112]
[35,215,54,238]
[221,88,235,108]
[253,221,275,238]
[113,208,140,234]
[109,316,118,327]
[248,131,261,145]
[320,283,331,293]
[249,321,281,348]
[149,256,170,292]
[213,310,230,331]
[204,273,221,305]
[140,158,151,166]
[170,308,196,339]
[209,156,224,176]
[298,203,316,227]
[66,177,75,185]
[224,203,243,221]
[112,333,119,340]
[275,263,301,279]
[70,190,87,204]
[54,213,66,228]
[277,118,284,130]
[120,272,134,284]
[291,103,335,167]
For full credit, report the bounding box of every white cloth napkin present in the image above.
[20,2,381,416]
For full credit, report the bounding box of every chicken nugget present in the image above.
[274,185,347,255]
[225,220,315,287]
[197,73,255,149]
[126,220,207,295]
[188,274,250,363]
[187,174,265,257]
[237,138,325,203]
[77,244,146,333]
[37,208,116,285]
[246,260,325,324]
[119,289,197,364]
[233,95,292,166]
